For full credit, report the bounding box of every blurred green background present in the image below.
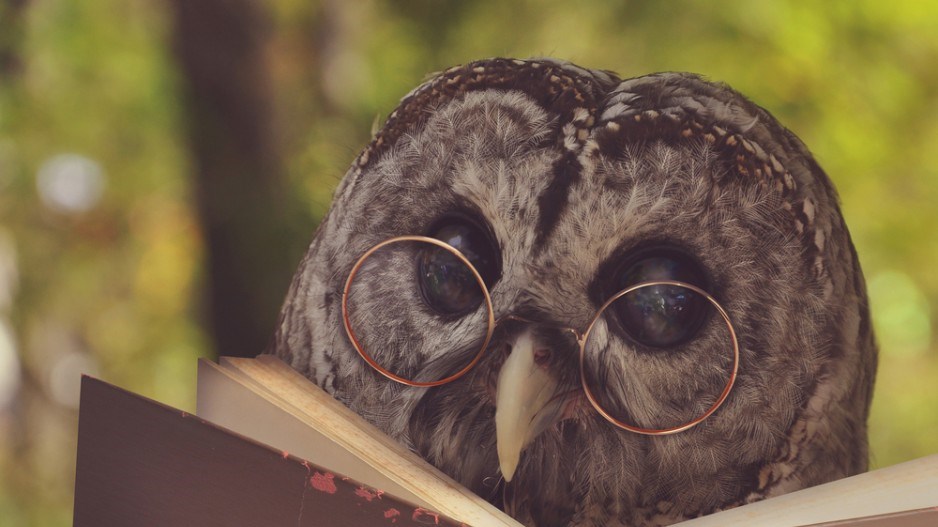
[1,0,936,524]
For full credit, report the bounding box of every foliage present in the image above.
[0,1,936,524]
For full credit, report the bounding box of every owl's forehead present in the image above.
[353,59,834,219]
[341,59,841,303]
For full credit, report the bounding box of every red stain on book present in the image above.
[280,450,289,459]
[355,486,385,501]
[412,508,440,524]
[309,471,337,494]
[384,508,400,523]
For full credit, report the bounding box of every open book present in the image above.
[197,355,520,527]
[74,354,938,526]
[197,355,938,527]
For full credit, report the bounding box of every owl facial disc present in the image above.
[495,328,566,482]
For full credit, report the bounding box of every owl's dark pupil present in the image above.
[418,220,499,315]
[613,252,708,348]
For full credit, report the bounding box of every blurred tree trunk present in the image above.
[169,0,305,358]
[0,0,29,80]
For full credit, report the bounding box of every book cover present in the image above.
[73,375,467,527]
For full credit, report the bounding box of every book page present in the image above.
[197,356,522,527]
[196,360,425,503]
[673,455,938,527]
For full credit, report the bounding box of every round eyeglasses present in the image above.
[341,235,739,435]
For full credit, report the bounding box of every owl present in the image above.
[271,58,876,527]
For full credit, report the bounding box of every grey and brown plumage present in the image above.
[271,58,877,527]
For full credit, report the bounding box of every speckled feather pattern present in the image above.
[271,59,876,527]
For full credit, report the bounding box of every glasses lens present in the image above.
[580,281,737,434]
[343,237,495,386]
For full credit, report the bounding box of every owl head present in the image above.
[272,59,876,526]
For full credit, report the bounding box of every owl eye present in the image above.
[610,249,709,348]
[417,216,500,315]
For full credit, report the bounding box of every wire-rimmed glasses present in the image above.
[341,235,739,435]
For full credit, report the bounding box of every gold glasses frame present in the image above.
[341,235,739,435]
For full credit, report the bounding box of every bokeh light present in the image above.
[0,321,20,411]
[35,154,105,215]
[0,232,19,412]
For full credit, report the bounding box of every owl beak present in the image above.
[495,328,565,482]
